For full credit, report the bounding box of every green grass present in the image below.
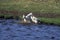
[39,17,60,25]
[0,0,60,13]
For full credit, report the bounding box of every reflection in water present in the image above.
[0,19,60,40]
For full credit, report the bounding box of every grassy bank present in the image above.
[39,17,60,25]
[0,14,20,19]
[0,14,60,25]
[0,0,60,13]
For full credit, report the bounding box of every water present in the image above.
[0,19,60,40]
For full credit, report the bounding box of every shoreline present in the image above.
[0,10,60,26]
[0,15,60,26]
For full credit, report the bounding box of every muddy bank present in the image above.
[0,10,60,18]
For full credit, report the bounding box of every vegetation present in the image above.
[39,17,60,25]
[0,0,60,13]
[0,14,20,19]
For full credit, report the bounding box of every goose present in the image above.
[22,13,40,23]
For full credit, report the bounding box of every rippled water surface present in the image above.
[0,19,60,40]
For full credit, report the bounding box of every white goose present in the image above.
[23,13,40,23]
